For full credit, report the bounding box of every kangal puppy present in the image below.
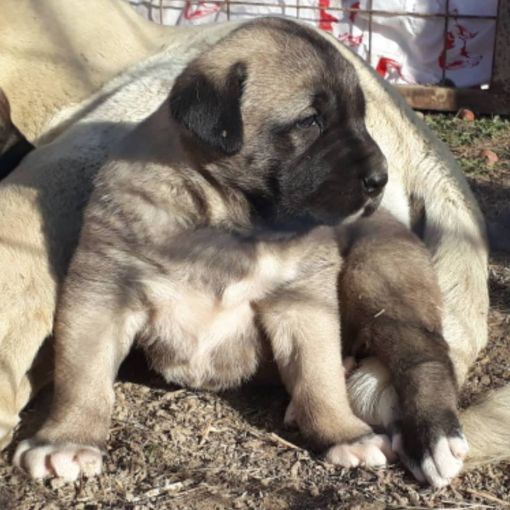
[15,18,392,481]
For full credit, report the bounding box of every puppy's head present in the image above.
[170,17,387,231]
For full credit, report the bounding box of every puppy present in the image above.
[15,17,392,481]
[337,209,468,487]
[0,88,33,178]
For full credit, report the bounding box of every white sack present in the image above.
[127,0,498,87]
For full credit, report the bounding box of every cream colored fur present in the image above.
[0,0,507,469]
[0,0,171,142]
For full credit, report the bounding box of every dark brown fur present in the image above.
[338,209,462,470]
[0,88,33,178]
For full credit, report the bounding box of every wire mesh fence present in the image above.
[127,0,510,113]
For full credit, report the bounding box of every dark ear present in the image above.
[169,61,246,155]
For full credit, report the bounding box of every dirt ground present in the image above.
[1,112,509,510]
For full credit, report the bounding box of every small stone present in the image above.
[457,108,475,121]
[481,375,491,385]
[480,149,498,166]
[309,485,320,497]
[50,478,67,490]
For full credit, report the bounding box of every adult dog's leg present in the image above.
[260,258,394,468]
[14,277,141,481]
[0,321,53,450]
[0,183,57,449]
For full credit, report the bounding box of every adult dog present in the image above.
[1,1,508,488]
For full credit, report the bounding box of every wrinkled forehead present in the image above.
[213,19,361,121]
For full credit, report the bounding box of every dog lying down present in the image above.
[10,17,480,488]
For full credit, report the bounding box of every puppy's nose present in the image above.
[362,170,388,197]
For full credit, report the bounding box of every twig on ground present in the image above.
[465,488,510,508]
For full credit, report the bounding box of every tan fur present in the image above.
[462,387,510,467]
[15,20,391,480]
[0,0,171,142]
[0,0,506,478]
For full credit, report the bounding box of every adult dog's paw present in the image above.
[392,409,468,488]
[14,438,103,481]
[325,433,396,468]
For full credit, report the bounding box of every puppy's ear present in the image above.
[169,61,246,155]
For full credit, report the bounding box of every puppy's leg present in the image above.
[260,266,394,469]
[339,213,467,487]
[356,322,466,487]
[14,281,141,481]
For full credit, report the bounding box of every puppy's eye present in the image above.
[296,115,320,129]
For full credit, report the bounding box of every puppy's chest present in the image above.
[137,257,298,390]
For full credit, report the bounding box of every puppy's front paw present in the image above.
[325,433,395,468]
[392,409,468,488]
[14,438,103,481]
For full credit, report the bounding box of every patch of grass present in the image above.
[425,114,509,147]
[425,113,510,175]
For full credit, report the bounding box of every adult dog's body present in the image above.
[0,0,508,488]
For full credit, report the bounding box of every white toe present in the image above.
[449,435,469,460]
[325,434,392,468]
[16,441,53,479]
[362,444,387,466]
[13,439,32,468]
[326,444,361,467]
[432,436,463,480]
[50,449,81,481]
[284,401,297,427]
[421,453,449,488]
[13,439,103,481]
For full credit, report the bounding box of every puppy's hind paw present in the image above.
[325,433,396,468]
[14,438,103,481]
